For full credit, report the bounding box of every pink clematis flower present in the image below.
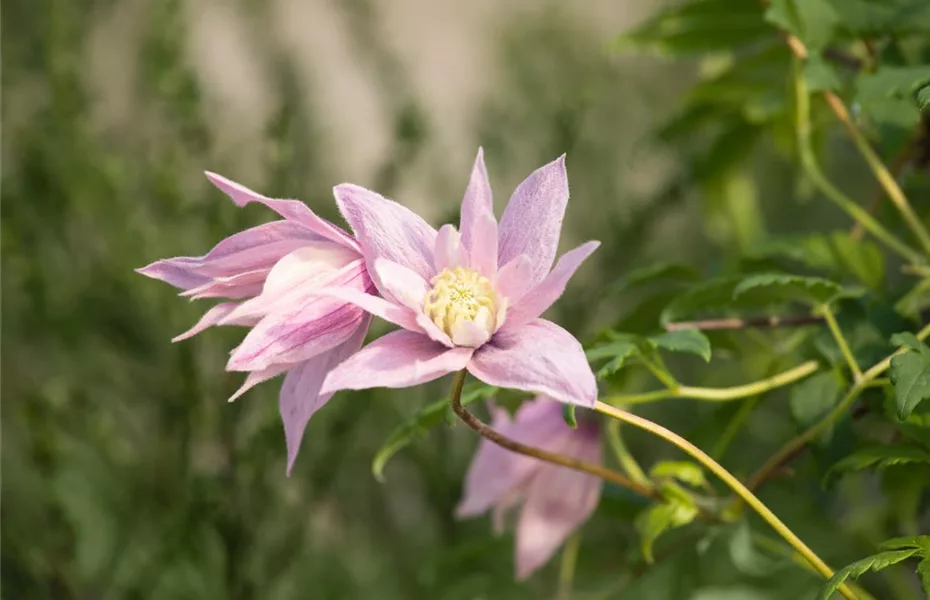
[137,173,373,473]
[456,397,603,580]
[319,149,599,407]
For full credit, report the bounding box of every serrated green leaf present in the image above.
[790,371,842,429]
[856,66,930,128]
[635,497,699,563]
[586,340,641,379]
[890,347,930,419]
[890,332,925,352]
[733,273,852,306]
[611,262,699,295]
[825,443,930,482]
[371,382,498,481]
[750,232,885,291]
[878,535,930,551]
[650,461,707,488]
[818,549,921,600]
[649,330,712,362]
[828,0,930,35]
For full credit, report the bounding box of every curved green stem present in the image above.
[821,304,862,381]
[605,420,650,486]
[602,360,820,405]
[592,402,857,600]
[792,59,923,264]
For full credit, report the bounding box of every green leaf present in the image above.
[825,443,930,482]
[894,278,930,321]
[562,404,578,429]
[635,497,699,563]
[728,521,782,577]
[765,0,838,50]
[650,461,707,488]
[917,83,930,112]
[890,341,930,419]
[890,332,925,352]
[918,556,930,596]
[611,262,699,295]
[371,382,498,481]
[804,56,842,92]
[649,330,712,362]
[751,232,885,291]
[615,0,770,56]
[790,371,842,429]
[828,0,930,35]
[878,535,930,551]
[660,277,743,324]
[586,340,642,379]
[856,66,930,128]
[733,273,853,306]
[818,549,921,600]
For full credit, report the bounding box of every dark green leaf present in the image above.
[890,332,925,352]
[878,535,930,551]
[818,549,920,600]
[828,0,930,35]
[371,382,498,481]
[611,262,700,295]
[733,273,853,306]
[890,342,930,419]
[650,461,707,488]
[825,443,930,482]
[894,278,930,321]
[918,556,930,596]
[765,0,838,50]
[856,66,930,128]
[635,497,699,563]
[660,277,744,324]
[804,56,842,92]
[750,232,885,291]
[917,83,930,112]
[649,330,712,362]
[728,521,782,577]
[790,371,842,429]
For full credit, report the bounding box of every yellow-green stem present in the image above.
[821,305,862,381]
[602,360,819,405]
[592,401,857,600]
[605,420,651,486]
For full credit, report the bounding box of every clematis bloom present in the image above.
[320,149,599,407]
[456,397,603,580]
[137,174,373,472]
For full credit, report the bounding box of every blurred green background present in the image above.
[3,0,928,598]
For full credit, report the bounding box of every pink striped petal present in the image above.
[320,286,421,333]
[467,319,597,407]
[280,315,371,474]
[180,269,270,300]
[206,172,360,251]
[228,362,296,403]
[506,241,600,329]
[334,184,438,286]
[320,330,473,394]
[434,224,465,272]
[172,302,257,342]
[459,148,495,256]
[497,156,569,286]
[495,255,534,306]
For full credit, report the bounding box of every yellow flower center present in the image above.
[424,267,500,346]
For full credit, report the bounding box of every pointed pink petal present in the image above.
[497,156,569,286]
[467,319,597,407]
[320,330,473,394]
[172,302,257,342]
[468,211,499,278]
[514,434,602,580]
[459,148,495,256]
[434,224,465,272]
[280,315,371,474]
[506,241,600,329]
[374,258,430,311]
[333,184,438,286]
[179,269,270,300]
[228,362,296,403]
[206,172,360,251]
[226,263,372,370]
[495,255,534,306]
[320,286,422,332]
[415,313,455,347]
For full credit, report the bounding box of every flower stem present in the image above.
[557,532,581,600]
[592,401,856,600]
[664,314,824,332]
[447,371,657,500]
[605,420,650,486]
[602,360,820,405]
[821,304,862,381]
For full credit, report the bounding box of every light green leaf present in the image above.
[790,371,842,429]
[825,444,930,482]
[729,521,782,577]
[635,497,699,563]
[805,56,842,92]
[889,342,930,419]
[890,332,925,352]
[894,278,930,321]
[586,340,642,379]
[856,66,930,128]
[765,0,838,50]
[733,273,853,306]
[818,549,921,600]
[918,556,930,596]
[650,461,707,488]
[371,382,498,481]
[649,330,712,362]
[751,232,885,291]
[828,0,930,34]
[917,83,930,112]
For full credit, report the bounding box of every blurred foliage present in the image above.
[3,0,930,599]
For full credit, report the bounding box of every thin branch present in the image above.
[664,315,824,332]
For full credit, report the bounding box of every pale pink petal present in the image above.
[228,362,296,403]
[172,302,257,342]
[468,212,499,278]
[514,436,602,580]
[320,287,422,333]
[497,156,569,286]
[226,264,372,370]
[434,224,465,272]
[320,330,473,394]
[280,315,371,474]
[374,258,430,311]
[415,313,455,347]
[206,172,359,251]
[459,148,495,256]
[467,319,597,407]
[506,241,600,329]
[179,269,270,300]
[334,184,438,286]
[495,255,534,305]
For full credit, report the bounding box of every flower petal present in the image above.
[468,211,499,279]
[495,254,534,305]
[172,302,257,342]
[514,438,602,580]
[467,319,597,407]
[228,362,296,403]
[459,149,496,264]
[206,172,359,251]
[334,183,438,285]
[434,224,465,272]
[497,155,569,286]
[179,269,270,300]
[320,286,421,332]
[280,315,371,474]
[374,258,430,311]
[320,330,473,394]
[506,241,600,329]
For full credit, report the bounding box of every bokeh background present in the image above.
[4,0,928,599]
